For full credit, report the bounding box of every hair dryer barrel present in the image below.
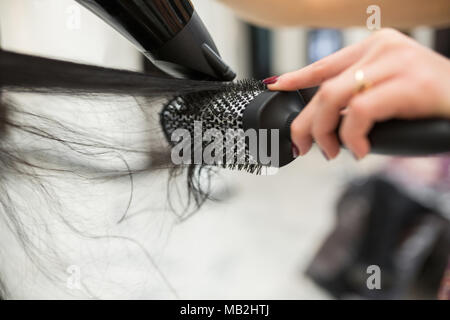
[75,0,235,81]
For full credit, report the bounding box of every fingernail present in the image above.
[262,76,279,85]
[292,144,300,158]
[320,149,329,161]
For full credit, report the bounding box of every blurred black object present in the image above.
[248,25,273,80]
[307,176,450,299]
[435,28,450,58]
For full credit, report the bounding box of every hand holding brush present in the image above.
[266,29,450,161]
[161,29,450,170]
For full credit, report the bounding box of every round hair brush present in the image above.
[160,80,450,171]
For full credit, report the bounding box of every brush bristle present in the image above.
[160,79,266,173]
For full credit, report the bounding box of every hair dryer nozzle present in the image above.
[153,11,236,81]
[76,0,235,81]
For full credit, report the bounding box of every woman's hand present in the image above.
[266,28,450,160]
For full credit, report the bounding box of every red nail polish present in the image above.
[262,76,279,85]
[292,144,300,158]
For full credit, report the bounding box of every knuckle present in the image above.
[290,118,304,138]
[382,28,400,36]
[398,49,418,64]
[417,70,437,93]
[377,38,400,51]
[374,28,399,40]
[311,62,328,82]
[317,82,334,103]
[290,113,312,140]
[407,73,438,115]
[348,99,370,118]
[371,29,408,51]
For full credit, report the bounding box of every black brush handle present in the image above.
[288,113,450,155]
[367,119,450,155]
[289,114,450,156]
[299,87,450,155]
[244,90,450,167]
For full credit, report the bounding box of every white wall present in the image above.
[0,0,142,70]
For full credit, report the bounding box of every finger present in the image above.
[340,77,426,159]
[311,60,398,159]
[290,103,314,156]
[268,42,365,91]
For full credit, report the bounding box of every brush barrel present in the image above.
[243,90,450,168]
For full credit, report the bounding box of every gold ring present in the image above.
[354,69,371,94]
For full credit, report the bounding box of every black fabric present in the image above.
[307,176,450,299]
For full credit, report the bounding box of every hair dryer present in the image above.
[75,0,236,81]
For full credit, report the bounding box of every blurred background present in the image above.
[0,0,449,299]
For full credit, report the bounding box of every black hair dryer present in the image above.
[75,0,236,81]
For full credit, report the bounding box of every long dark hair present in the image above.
[0,49,232,298]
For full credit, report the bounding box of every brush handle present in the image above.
[367,119,450,156]
[244,90,450,167]
[298,87,450,155]
[287,113,450,155]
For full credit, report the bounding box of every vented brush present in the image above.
[160,80,450,171]
[161,80,267,173]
